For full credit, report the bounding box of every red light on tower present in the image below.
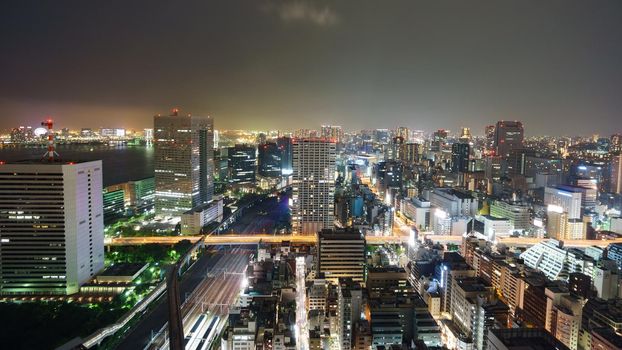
[41,117,59,162]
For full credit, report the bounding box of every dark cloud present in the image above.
[262,0,339,27]
[1,0,621,136]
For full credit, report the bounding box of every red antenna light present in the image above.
[41,117,59,162]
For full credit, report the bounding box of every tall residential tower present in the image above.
[291,138,336,234]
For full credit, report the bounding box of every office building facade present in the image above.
[154,110,214,217]
[494,120,524,158]
[451,143,470,173]
[258,142,282,178]
[228,144,257,185]
[0,160,105,295]
[317,229,366,283]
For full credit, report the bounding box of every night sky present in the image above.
[1,0,621,135]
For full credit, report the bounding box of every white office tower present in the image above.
[154,109,214,217]
[544,186,583,219]
[291,138,336,234]
[520,240,594,281]
[0,160,105,295]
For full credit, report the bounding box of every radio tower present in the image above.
[41,118,59,162]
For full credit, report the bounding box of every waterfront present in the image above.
[0,144,154,186]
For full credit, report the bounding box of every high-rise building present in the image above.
[399,142,421,165]
[450,276,509,350]
[387,136,405,160]
[611,153,622,194]
[317,228,366,283]
[0,160,105,295]
[544,186,583,220]
[291,138,336,234]
[277,136,293,175]
[451,143,470,173]
[374,129,390,144]
[611,134,622,153]
[154,109,214,217]
[228,144,256,185]
[490,200,530,230]
[337,278,363,350]
[459,127,472,143]
[607,243,622,271]
[396,126,410,142]
[102,187,125,224]
[320,125,343,143]
[258,142,282,178]
[431,129,448,152]
[494,120,524,158]
[520,240,593,281]
[485,124,496,152]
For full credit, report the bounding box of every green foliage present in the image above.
[0,302,125,350]
[106,239,195,266]
[446,243,459,252]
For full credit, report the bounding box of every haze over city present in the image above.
[3,2,622,350]
[2,0,622,135]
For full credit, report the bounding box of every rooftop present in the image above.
[0,159,95,165]
[489,328,569,350]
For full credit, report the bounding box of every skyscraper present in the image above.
[459,127,472,143]
[396,126,410,141]
[611,134,622,153]
[494,120,524,158]
[451,143,470,173]
[228,144,256,184]
[258,142,282,178]
[610,153,622,194]
[291,138,336,234]
[320,124,343,143]
[0,160,105,295]
[154,109,214,217]
[544,185,583,219]
[277,136,293,175]
[485,124,496,153]
[431,129,448,152]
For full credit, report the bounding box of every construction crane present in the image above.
[41,118,59,162]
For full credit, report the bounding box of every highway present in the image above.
[105,235,203,246]
[105,232,622,249]
[107,234,409,246]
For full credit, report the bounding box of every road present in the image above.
[108,234,410,247]
[116,248,249,350]
[105,235,203,246]
[295,257,308,350]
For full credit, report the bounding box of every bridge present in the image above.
[105,234,622,249]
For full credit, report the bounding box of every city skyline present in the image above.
[3,2,622,350]
[2,1,622,135]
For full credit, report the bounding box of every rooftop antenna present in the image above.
[41,118,59,162]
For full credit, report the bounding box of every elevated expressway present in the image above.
[105,234,622,249]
